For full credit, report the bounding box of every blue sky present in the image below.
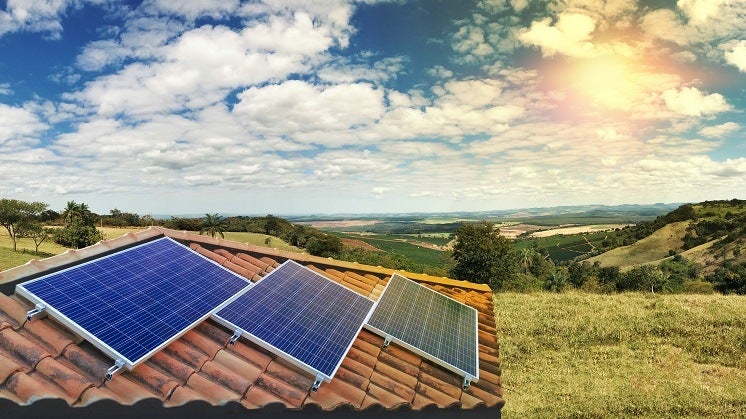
[0,0,744,215]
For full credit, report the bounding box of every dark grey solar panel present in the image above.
[213,260,374,390]
[16,237,250,377]
[365,273,479,388]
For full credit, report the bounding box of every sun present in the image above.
[546,54,654,114]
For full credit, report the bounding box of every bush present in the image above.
[683,281,715,294]
[53,220,104,249]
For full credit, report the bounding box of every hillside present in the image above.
[587,221,688,268]
[586,200,745,273]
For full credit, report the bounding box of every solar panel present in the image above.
[16,237,250,379]
[213,260,374,391]
[365,273,479,389]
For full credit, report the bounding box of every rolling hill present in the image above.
[587,200,746,274]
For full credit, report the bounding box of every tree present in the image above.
[61,201,94,226]
[450,221,517,289]
[62,200,80,224]
[199,213,226,238]
[306,235,343,257]
[0,198,48,251]
[545,268,569,292]
[17,222,52,253]
[53,219,103,249]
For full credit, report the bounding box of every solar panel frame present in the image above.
[213,260,375,387]
[364,273,480,385]
[15,237,252,372]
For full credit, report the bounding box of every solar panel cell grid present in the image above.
[365,274,479,381]
[215,260,374,383]
[17,237,250,368]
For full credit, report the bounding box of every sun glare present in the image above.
[548,55,651,115]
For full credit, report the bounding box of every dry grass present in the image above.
[494,292,746,418]
[587,221,689,268]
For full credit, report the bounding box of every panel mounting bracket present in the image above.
[106,359,126,381]
[382,335,392,349]
[229,329,243,345]
[25,303,46,321]
[311,374,324,392]
[462,377,472,390]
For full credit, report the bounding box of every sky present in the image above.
[0,0,744,216]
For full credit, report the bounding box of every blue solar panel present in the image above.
[16,237,250,374]
[213,260,374,389]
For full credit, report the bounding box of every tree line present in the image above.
[450,220,745,295]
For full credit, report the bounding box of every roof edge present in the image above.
[0,227,492,294]
[153,227,492,293]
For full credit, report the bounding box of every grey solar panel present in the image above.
[213,260,374,391]
[16,237,251,379]
[365,273,479,389]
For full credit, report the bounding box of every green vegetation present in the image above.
[496,292,746,418]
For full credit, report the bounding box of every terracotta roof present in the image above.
[0,227,503,414]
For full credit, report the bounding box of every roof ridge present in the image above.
[1,227,491,294]
[152,227,491,293]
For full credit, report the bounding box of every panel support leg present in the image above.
[106,359,126,381]
[382,335,392,349]
[229,329,243,345]
[462,377,472,390]
[311,375,324,392]
[26,303,46,321]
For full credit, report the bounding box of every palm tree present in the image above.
[62,201,80,223]
[520,247,536,274]
[199,213,226,238]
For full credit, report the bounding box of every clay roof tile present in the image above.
[0,227,503,413]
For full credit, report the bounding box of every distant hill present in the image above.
[587,200,746,275]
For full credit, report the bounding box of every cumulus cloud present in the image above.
[143,0,240,19]
[70,14,338,117]
[661,87,731,116]
[518,12,599,58]
[0,103,46,145]
[233,81,384,140]
[699,122,740,138]
[722,40,746,72]
[677,0,726,25]
[0,0,73,38]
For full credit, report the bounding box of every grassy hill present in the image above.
[585,200,745,273]
[587,221,688,268]
[496,291,746,418]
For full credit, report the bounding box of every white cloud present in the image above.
[427,65,453,79]
[517,12,598,58]
[677,0,726,25]
[0,103,46,145]
[661,87,731,116]
[0,83,12,95]
[233,80,385,142]
[0,0,72,38]
[143,0,239,19]
[699,122,740,138]
[639,9,692,46]
[722,40,746,72]
[70,14,338,117]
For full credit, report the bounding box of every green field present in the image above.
[495,292,746,418]
[515,230,612,262]
[334,232,450,267]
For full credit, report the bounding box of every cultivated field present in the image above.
[529,223,632,238]
[495,292,746,418]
